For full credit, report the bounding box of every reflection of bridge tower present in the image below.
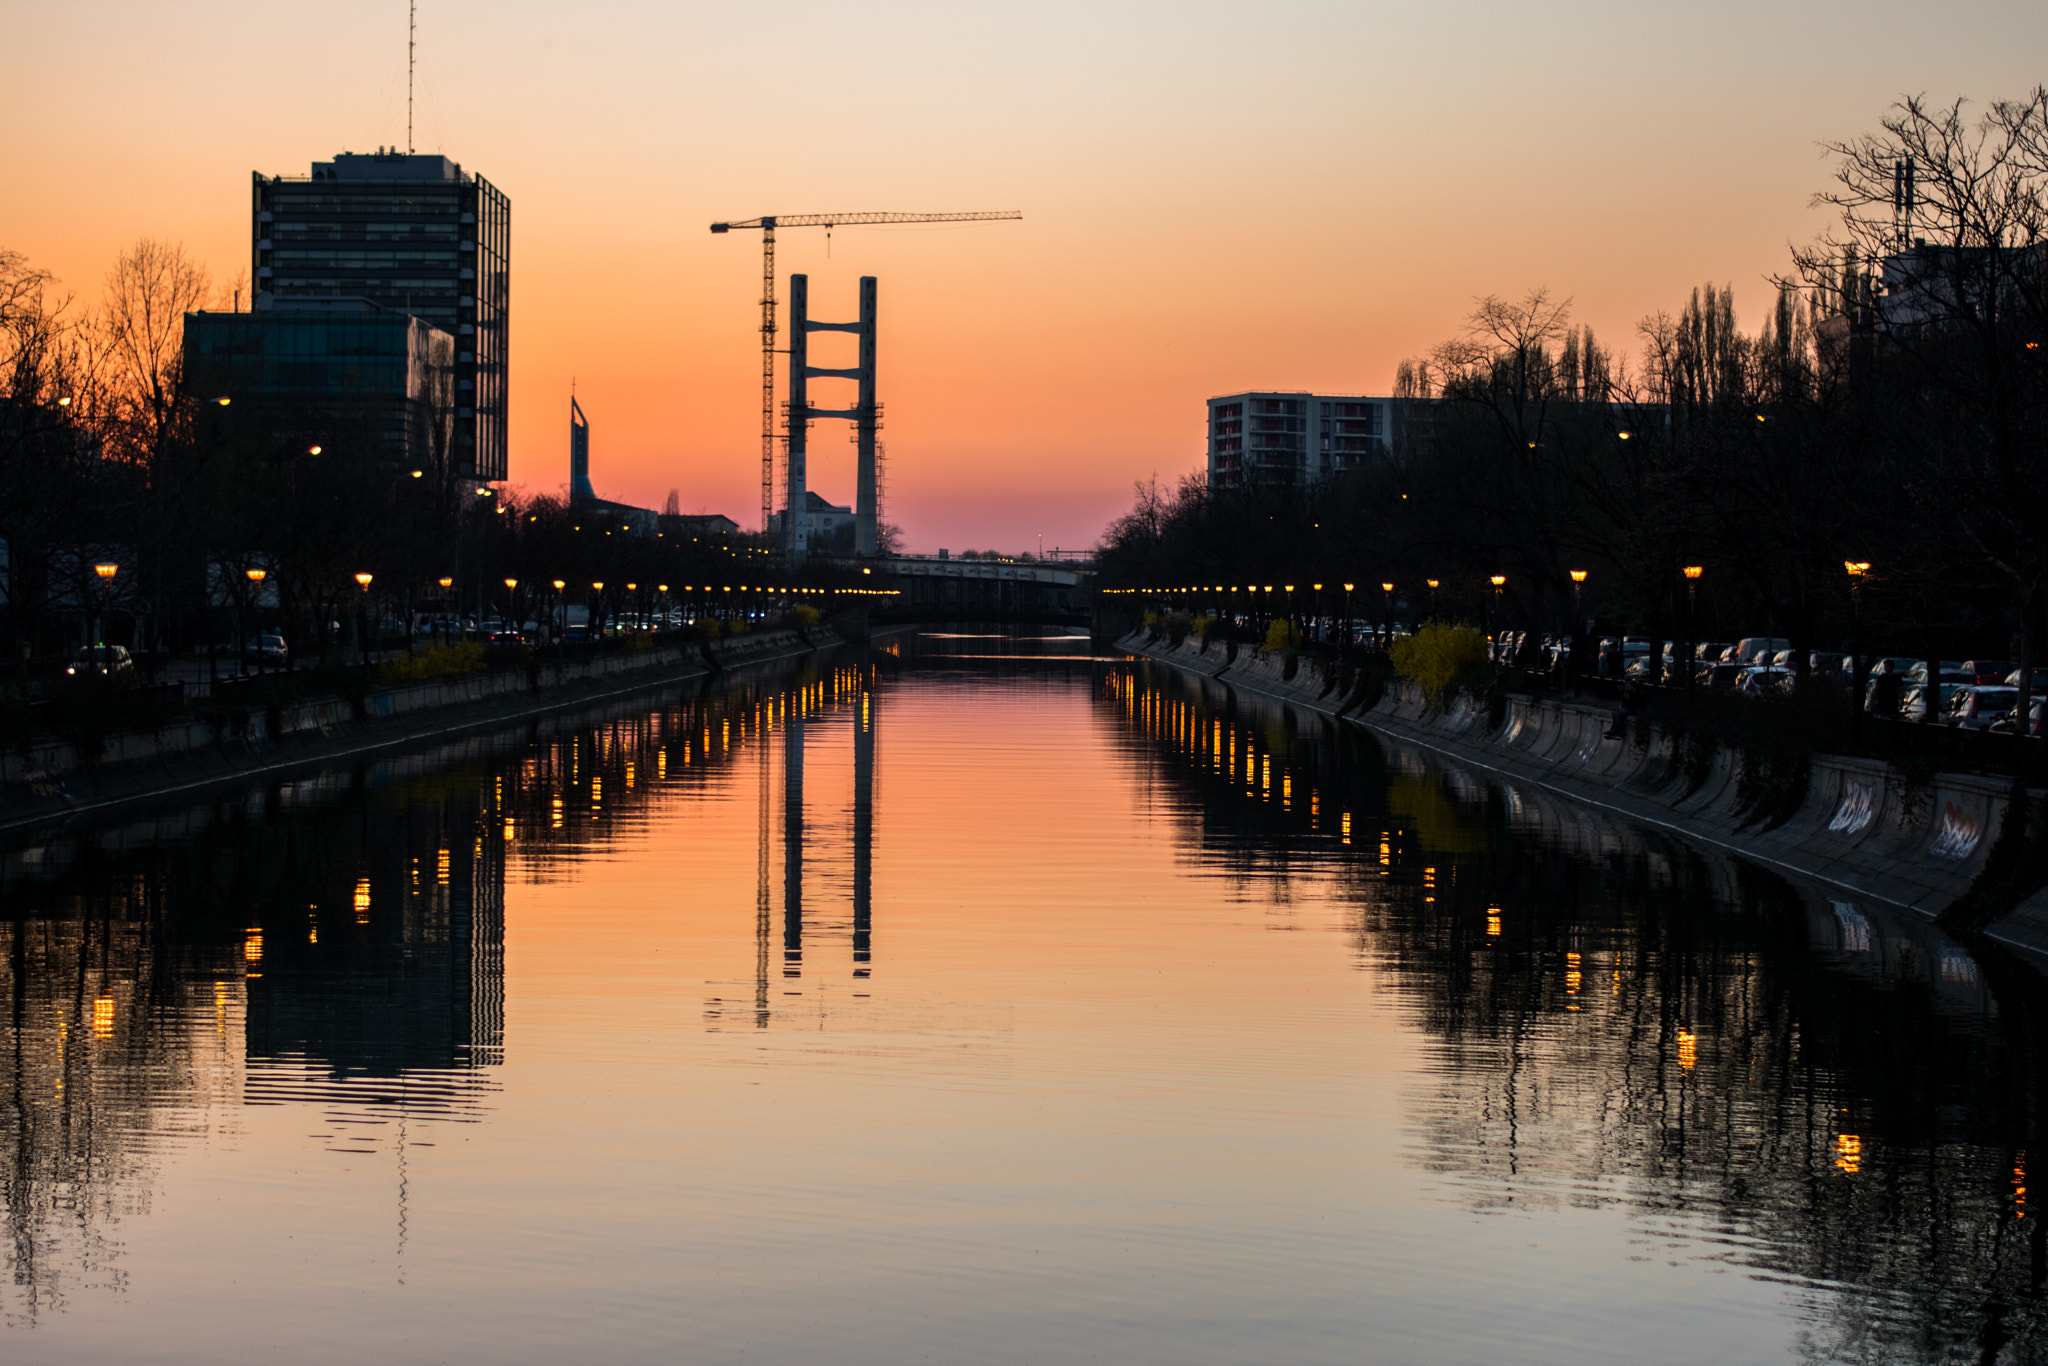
[785,274,879,565]
[783,707,806,976]
[755,671,880,998]
[853,670,875,974]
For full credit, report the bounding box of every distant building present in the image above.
[768,491,854,553]
[1207,391,1396,489]
[183,302,455,470]
[660,513,741,540]
[561,394,656,533]
[252,150,510,480]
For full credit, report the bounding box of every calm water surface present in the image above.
[4,630,2047,1363]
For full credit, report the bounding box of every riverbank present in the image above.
[1113,627,2048,963]
[0,628,820,834]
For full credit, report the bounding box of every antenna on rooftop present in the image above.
[407,0,416,154]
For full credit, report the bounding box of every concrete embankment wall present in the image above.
[1113,628,2048,958]
[1,629,819,832]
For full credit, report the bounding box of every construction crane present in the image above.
[710,211,1023,541]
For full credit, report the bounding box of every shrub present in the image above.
[1192,614,1219,638]
[791,604,821,627]
[1387,621,1491,706]
[694,617,723,637]
[378,640,487,684]
[1261,619,1301,653]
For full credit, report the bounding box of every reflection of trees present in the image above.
[0,652,872,1317]
[1104,662,2048,1363]
[0,890,242,1326]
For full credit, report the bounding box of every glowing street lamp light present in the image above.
[354,572,373,590]
[245,567,267,584]
[94,562,119,581]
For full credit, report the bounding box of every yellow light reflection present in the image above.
[354,876,372,923]
[1486,909,1502,937]
[1676,1028,1697,1070]
[244,928,264,963]
[92,995,115,1038]
[1834,1133,1863,1174]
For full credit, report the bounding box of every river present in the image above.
[1,628,2044,1364]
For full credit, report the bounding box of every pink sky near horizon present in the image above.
[5,0,2045,554]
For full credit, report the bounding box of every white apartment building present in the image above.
[1206,391,1391,489]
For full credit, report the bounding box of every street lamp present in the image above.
[1489,575,1505,639]
[1682,566,1704,690]
[1341,582,1355,647]
[92,561,118,649]
[1380,582,1394,643]
[1845,561,1871,729]
[1426,578,1440,617]
[240,567,269,676]
[354,572,374,670]
[503,577,519,634]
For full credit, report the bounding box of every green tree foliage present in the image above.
[1388,622,1491,705]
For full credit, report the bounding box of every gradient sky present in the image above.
[6,0,2045,553]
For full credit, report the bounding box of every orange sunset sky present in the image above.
[5,0,2045,553]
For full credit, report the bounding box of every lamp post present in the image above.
[503,578,519,638]
[243,566,269,677]
[1381,582,1395,645]
[1426,578,1440,619]
[552,579,567,656]
[91,561,118,654]
[1488,575,1505,639]
[1682,566,1703,692]
[354,572,374,671]
[592,581,606,640]
[1845,561,1870,734]
[1569,570,1588,678]
[1341,583,1355,649]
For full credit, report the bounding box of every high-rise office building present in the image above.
[252,150,509,481]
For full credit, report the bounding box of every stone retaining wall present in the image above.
[1115,628,2048,959]
[1,629,817,830]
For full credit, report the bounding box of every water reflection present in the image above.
[0,655,877,1318]
[9,635,2048,1360]
[1107,657,2048,1363]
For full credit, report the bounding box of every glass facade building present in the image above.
[184,307,456,471]
[252,151,509,481]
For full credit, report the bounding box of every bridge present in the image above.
[845,555,1092,623]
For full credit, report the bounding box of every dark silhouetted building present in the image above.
[183,301,455,471]
[252,150,509,480]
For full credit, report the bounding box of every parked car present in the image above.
[1962,659,2018,685]
[1733,636,1790,664]
[1898,683,1964,721]
[2004,667,2048,691]
[1904,659,1968,684]
[1734,666,1794,697]
[66,644,133,677]
[1809,651,1850,678]
[1990,698,2047,738]
[1696,642,1732,662]
[1945,685,2020,729]
[1697,662,1746,692]
[244,632,289,666]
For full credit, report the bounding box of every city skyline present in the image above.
[5,0,2046,552]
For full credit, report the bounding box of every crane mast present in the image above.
[710,211,1023,546]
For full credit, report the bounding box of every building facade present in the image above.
[252,151,509,481]
[183,303,456,471]
[1206,391,1392,489]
